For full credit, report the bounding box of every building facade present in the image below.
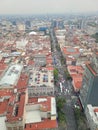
[79,52,98,110]
[85,104,98,130]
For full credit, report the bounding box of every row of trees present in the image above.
[53,68,59,84]
[54,67,72,82]
[56,97,66,127]
[74,108,89,130]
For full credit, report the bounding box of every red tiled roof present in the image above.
[0,61,7,76]
[72,76,83,91]
[0,99,9,114]
[6,92,25,122]
[94,108,98,113]
[27,96,57,130]
[28,96,52,112]
[15,73,28,91]
[67,65,84,75]
[46,54,53,65]
[25,119,58,130]
[0,90,12,97]
[67,65,84,92]
[46,65,54,71]
[62,46,80,55]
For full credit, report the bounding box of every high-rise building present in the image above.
[52,19,64,29]
[25,20,31,29]
[79,52,98,110]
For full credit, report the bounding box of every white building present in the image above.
[85,104,98,130]
[0,64,23,88]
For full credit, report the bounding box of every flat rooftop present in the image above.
[26,96,56,125]
[0,64,23,87]
[62,46,80,55]
[26,110,41,124]
[0,116,6,130]
[28,69,54,87]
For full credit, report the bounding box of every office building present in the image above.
[79,52,98,110]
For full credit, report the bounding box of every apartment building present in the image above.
[79,52,98,110]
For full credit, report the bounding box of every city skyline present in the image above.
[0,0,98,15]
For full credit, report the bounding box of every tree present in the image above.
[57,98,66,109]
[56,97,66,126]
[56,44,60,51]
[64,69,72,81]
[74,108,88,130]
[53,68,59,80]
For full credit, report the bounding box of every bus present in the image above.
[60,82,63,93]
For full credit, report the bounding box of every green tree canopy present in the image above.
[53,68,59,80]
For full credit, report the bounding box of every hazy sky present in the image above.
[0,0,98,14]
